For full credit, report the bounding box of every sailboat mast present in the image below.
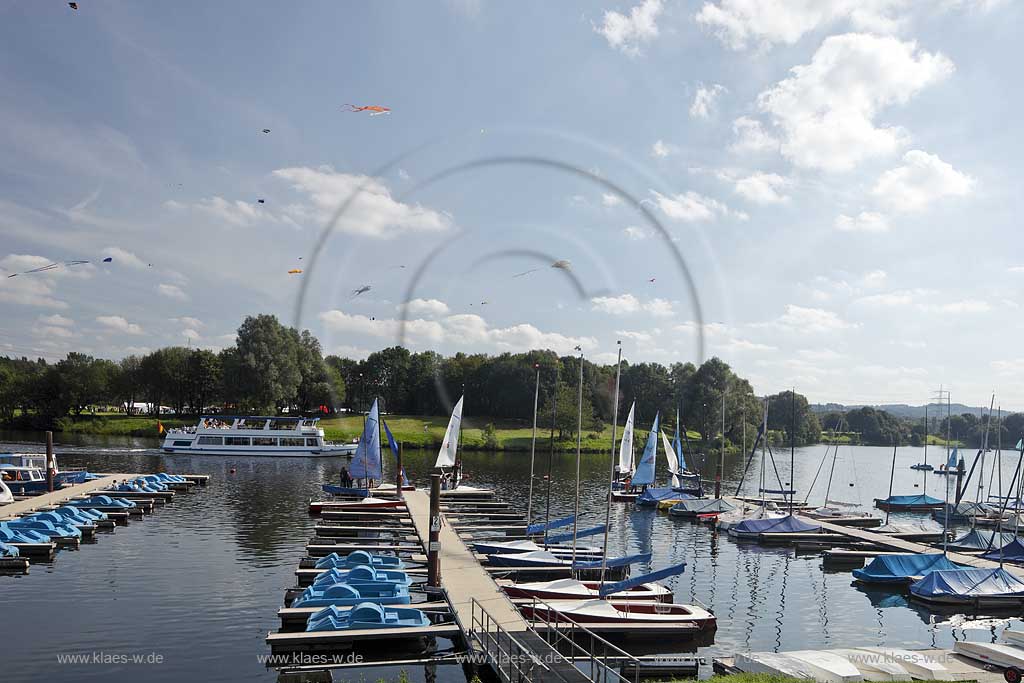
[716,384,726,499]
[760,398,767,508]
[571,348,584,565]
[456,387,465,485]
[923,404,928,495]
[526,364,540,528]
[885,439,897,526]
[543,364,558,549]
[977,395,995,505]
[599,342,622,588]
[789,388,795,516]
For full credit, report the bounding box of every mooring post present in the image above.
[396,441,404,498]
[428,473,441,587]
[956,456,966,502]
[45,430,54,492]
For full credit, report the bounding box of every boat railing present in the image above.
[468,597,549,682]
[524,597,641,683]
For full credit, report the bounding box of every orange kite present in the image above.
[342,104,391,116]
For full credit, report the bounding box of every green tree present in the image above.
[765,390,821,447]
[234,314,301,412]
[56,352,105,416]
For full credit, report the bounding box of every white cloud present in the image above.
[860,269,888,288]
[690,83,727,120]
[756,34,955,171]
[852,291,916,308]
[766,304,854,333]
[733,172,791,204]
[595,0,663,56]
[96,315,144,335]
[644,298,675,317]
[601,192,623,207]
[623,225,651,241]
[729,117,778,154]
[696,0,908,51]
[157,283,189,301]
[651,139,675,158]
[591,294,641,314]
[272,166,452,238]
[182,328,201,341]
[172,316,204,328]
[616,330,654,344]
[650,190,745,222]
[400,298,450,317]
[101,246,148,270]
[835,212,889,233]
[33,314,76,339]
[918,299,991,314]
[992,359,1024,375]
[0,254,75,309]
[872,150,975,213]
[719,338,776,353]
[186,196,268,227]
[1008,266,1024,274]
[39,314,73,327]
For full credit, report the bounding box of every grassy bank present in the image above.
[22,412,710,453]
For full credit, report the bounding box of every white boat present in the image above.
[716,501,785,530]
[734,652,816,679]
[830,648,911,681]
[161,416,356,457]
[519,598,716,631]
[852,648,957,680]
[500,577,672,602]
[784,650,864,683]
[0,478,13,505]
[1004,628,1024,646]
[953,641,1024,669]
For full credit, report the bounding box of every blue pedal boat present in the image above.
[29,510,95,530]
[314,550,404,570]
[313,565,413,588]
[55,506,107,523]
[0,541,19,557]
[68,495,136,510]
[0,523,52,544]
[292,581,411,608]
[6,518,81,539]
[305,602,430,632]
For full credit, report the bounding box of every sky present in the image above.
[1,1,1022,408]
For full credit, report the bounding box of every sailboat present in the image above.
[933,447,960,476]
[321,400,403,511]
[718,399,786,530]
[671,410,703,495]
[610,402,637,502]
[432,395,489,495]
[636,430,701,509]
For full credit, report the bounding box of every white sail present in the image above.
[617,402,636,474]
[435,395,464,469]
[661,430,680,488]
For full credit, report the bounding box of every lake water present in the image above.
[2,431,1022,683]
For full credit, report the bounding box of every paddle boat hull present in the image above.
[305,602,430,631]
[292,581,411,608]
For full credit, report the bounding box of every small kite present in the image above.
[288,269,302,275]
[262,128,271,134]
[68,2,78,9]
[342,104,391,116]
[648,277,656,283]
[257,199,265,204]
[103,257,112,262]
[5,258,107,278]
[513,259,572,278]
[480,301,489,305]
[351,285,371,298]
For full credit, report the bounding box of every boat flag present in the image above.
[382,419,409,486]
[157,421,164,435]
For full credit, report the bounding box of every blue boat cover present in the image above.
[321,485,370,496]
[631,413,660,486]
[982,538,1024,563]
[599,561,686,596]
[853,553,964,583]
[0,541,18,557]
[670,498,735,515]
[947,529,1017,551]
[573,552,652,569]
[732,515,821,535]
[546,524,605,544]
[910,567,1024,599]
[350,399,382,481]
[636,487,695,505]
[877,494,944,506]
[526,514,576,535]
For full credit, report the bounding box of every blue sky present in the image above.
[1,0,1022,406]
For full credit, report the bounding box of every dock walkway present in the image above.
[1,474,136,518]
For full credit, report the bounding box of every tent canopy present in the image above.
[853,553,965,583]
[732,514,821,535]
[910,567,1024,599]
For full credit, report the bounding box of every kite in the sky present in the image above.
[649,277,656,283]
[6,258,110,278]
[288,269,302,275]
[68,2,78,9]
[351,285,372,298]
[512,259,572,278]
[342,104,391,116]
[257,199,265,204]
[262,128,271,134]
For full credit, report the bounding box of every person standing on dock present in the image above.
[339,467,352,489]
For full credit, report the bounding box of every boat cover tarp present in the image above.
[573,552,652,569]
[947,529,1017,551]
[910,567,1024,599]
[982,538,1024,563]
[322,485,370,496]
[853,553,964,582]
[599,561,686,596]
[636,487,696,505]
[732,514,821,535]
[546,524,605,544]
[526,514,576,535]
[671,498,735,515]
[877,494,944,506]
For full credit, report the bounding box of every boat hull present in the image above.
[519,599,716,631]
[162,446,352,457]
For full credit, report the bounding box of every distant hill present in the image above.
[808,402,1010,419]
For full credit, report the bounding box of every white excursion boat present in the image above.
[161,416,357,457]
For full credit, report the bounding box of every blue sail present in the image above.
[630,412,660,486]
[947,447,958,469]
[573,552,652,569]
[546,524,605,544]
[673,408,688,471]
[382,419,408,486]
[526,514,576,535]
[599,562,686,596]
[349,399,382,481]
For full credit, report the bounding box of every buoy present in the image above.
[229,468,236,474]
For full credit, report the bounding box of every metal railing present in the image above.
[469,598,549,682]
[525,597,641,683]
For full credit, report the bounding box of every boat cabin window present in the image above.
[306,438,319,447]
[253,437,277,446]
[224,437,251,446]
[197,436,223,446]
[173,440,193,447]
[280,438,305,447]
[270,419,299,431]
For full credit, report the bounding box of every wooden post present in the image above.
[45,431,54,492]
[396,441,404,498]
[428,474,441,587]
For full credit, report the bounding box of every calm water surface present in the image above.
[2,431,1021,682]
